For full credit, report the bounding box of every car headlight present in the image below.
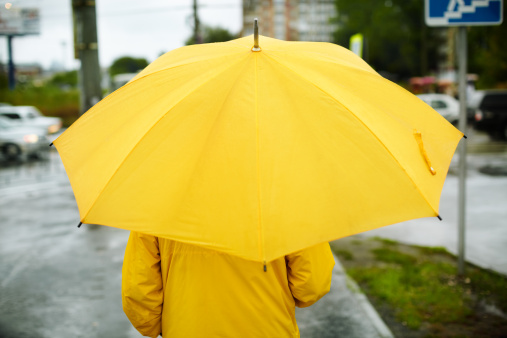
[23,134,39,143]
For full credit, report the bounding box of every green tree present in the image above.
[48,70,78,88]
[109,57,149,77]
[185,26,237,45]
[468,4,507,88]
[333,0,444,79]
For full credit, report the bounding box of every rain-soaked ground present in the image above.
[0,128,505,337]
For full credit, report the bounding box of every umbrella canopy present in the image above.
[54,35,463,263]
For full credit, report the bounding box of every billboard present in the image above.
[0,7,40,35]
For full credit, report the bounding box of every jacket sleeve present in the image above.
[286,242,335,308]
[122,232,163,338]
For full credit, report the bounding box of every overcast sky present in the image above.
[0,0,242,70]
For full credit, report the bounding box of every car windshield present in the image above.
[431,100,447,109]
[26,107,43,118]
[0,112,21,119]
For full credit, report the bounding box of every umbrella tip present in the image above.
[252,18,261,52]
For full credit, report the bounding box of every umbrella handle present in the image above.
[252,18,261,52]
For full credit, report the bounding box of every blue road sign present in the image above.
[425,0,503,26]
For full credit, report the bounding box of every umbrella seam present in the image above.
[261,53,439,217]
[81,54,252,223]
[254,52,266,264]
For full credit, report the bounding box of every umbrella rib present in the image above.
[254,52,266,265]
[262,53,439,217]
[81,54,251,224]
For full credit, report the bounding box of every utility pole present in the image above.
[193,0,202,44]
[7,35,15,90]
[72,0,102,115]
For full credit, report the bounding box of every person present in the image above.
[122,232,335,337]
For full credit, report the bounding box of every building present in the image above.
[242,0,337,42]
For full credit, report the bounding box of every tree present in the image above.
[468,4,507,88]
[109,57,149,77]
[185,26,237,45]
[48,70,78,88]
[333,0,445,80]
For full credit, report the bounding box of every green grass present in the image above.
[333,238,507,333]
[371,236,399,246]
[417,245,450,256]
[346,246,475,329]
[372,248,416,266]
[347,243,494,329]
[335,249,354,261]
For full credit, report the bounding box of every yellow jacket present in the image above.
[122,232,335,338]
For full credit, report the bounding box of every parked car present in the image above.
[0,117,50,161]
[0,105,62,135]
[471,90,507,140]
[416,94,459,125]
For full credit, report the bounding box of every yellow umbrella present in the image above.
[54,33,463,264]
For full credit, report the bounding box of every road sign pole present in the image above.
[457,26,467,276]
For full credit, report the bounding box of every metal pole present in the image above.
[7,35,15,90]
[457,26,467,276]
[72,0,102,115]
[253,19,260,51]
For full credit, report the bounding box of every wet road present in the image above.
[0,155,136,337]
[0,129,505,337]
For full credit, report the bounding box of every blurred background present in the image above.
[0,1,506,337]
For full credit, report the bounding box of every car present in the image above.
[416,94,460,125]
[0,105,62,135]
[471,90,507,140]
[0,117,50,161]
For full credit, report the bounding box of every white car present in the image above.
[416,94,459,125]
[0,117,50,161]
[0,105,62,134]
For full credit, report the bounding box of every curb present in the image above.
[334,255,394,338]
